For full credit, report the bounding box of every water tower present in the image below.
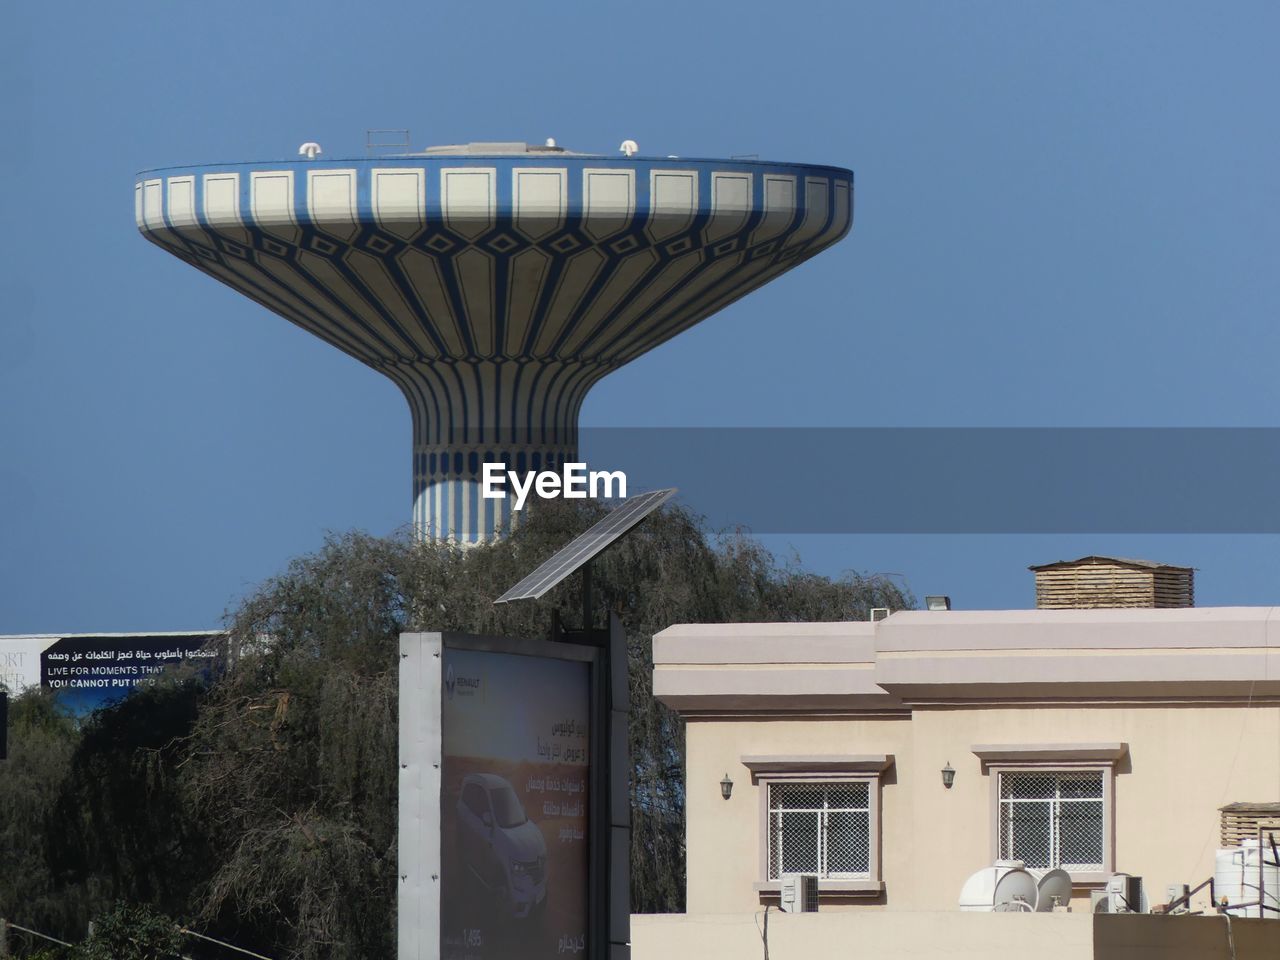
[136,141,852,542]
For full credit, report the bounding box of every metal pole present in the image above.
[1,917,9,958]
[606,612,632,958]
[581,562,594,631]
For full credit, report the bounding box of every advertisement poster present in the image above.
[0,633,223,715]
[0,637,45,695]
[440,646,591,960]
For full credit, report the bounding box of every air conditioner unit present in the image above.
[1163,883,1191,913]
[870,608,891,622]
[1093,874,1144,913]
[780,873,819,913]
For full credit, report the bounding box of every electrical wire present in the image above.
[1184,672,1260,885]
[752,903,773,960]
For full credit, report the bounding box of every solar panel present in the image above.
[494,488,677,603]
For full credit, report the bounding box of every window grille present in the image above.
[767,781,870,880]
[998,771,1104,871]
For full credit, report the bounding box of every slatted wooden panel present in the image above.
[1153,569,1195,607]
[1220,804,1280,846]
[1033,560,1193,609]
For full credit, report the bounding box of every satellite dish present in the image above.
[619,139,639,158]
[298,142,322,160]
[959,861,1039,912]
[993,899,1034,912]
[1029,868,1072,912]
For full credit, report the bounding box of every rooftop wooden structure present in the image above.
[1219,802,1280,847]
[1029,556,1194,609]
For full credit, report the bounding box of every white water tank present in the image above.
[959,860,1039,912]
[1030,868,1073,912]
[1216,842,1280,918]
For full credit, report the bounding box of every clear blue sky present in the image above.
[3,1,1278,632]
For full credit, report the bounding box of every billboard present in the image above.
[441,647,591,958]
[0,633,223,714]
[0,636,46,694]
[399,633,598,960]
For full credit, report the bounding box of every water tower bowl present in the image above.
[136,142,853,541]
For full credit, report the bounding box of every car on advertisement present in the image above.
[457,773,548,919]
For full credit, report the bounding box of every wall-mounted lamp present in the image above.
[941,761,955,789]
[720,773,734,800]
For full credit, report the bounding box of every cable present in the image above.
[755,903,772,960]
[1185,671,1260,885]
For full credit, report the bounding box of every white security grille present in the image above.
[998,771,1104,871]
[768,781,870,880]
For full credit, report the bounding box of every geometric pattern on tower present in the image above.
[136,155,853,542]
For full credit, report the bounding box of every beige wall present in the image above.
[907,704,1280,910]
[687,704,1280,914]
[632,911,1094,960]
[631,913,1280,960]
[686,717,912,913]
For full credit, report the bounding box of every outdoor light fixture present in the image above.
[941,762,956,789]
[925,595,952,611]
[720,773,734,800]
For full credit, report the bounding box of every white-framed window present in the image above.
[767,780,871,880]
[742,754,891,896]
[997,769,1105,872]
[974,745,1126,884]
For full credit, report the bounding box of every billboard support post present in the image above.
[582,563,594,633]
[397,633,443,960]
[605,612,631,958]
[563,610,631,959]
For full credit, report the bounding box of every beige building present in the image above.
[638,593,1280,958]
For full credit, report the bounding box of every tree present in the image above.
[0,690,84,940]
[73,903,183,960]
[48,682,208,924]
[0,500,911,959]
[176,499,911,958]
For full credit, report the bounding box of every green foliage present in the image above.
[72,903,183,960]
[49,682,208,920]
[0,690,87,938]
[181,500,910,957]
[0,500,911,960]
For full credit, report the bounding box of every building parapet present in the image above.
[654,607,1280,715]
[652,621,901,716]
